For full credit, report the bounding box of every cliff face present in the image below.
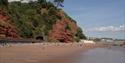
[0,10,79,42]
[0,1,86,42]
[0,10,19,38]
[49,19,77,42]
[49,12,78,42]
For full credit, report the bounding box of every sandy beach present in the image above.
[0,42,105,63]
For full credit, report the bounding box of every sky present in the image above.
[8,0,125,39]
[63,0,125,39]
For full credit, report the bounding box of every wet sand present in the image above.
[0,42,105,63]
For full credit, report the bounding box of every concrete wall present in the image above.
[81,40,95,44]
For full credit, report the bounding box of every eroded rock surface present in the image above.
[0,10,19,38]
[49,11,78,42]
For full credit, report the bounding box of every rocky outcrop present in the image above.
[49,11,77,43]
[49,11,78,42]
[0,10,19,38]
[49,19,77,42]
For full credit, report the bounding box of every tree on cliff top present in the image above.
[0,0,8,6]
[38,0,46,4]
[0,0,8,9]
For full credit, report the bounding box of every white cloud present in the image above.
[88,25,125,32]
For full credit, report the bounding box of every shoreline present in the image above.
[0,42,106,63]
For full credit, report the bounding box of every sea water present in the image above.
[76,46,125,63]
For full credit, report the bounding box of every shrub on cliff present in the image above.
[76,27,87,39]
[0,0,8,7]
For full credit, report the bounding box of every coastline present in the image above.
[0,42,106,63]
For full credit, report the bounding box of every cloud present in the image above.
[88,25,125,32]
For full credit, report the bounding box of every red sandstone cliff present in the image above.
[49,11,78,42]
[0,10,78,42]
[0,10,19,38]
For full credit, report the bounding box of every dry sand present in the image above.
[0,42,105,63]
